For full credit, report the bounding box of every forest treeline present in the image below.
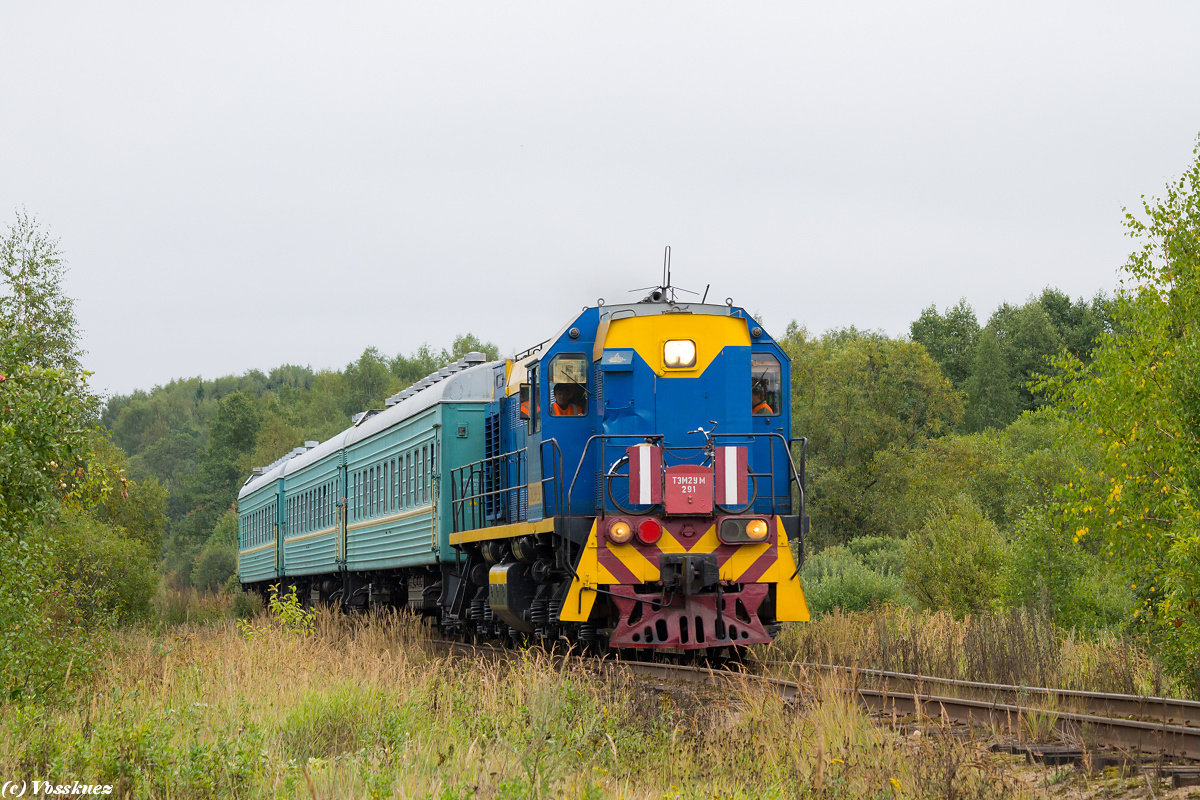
[101,337,502,589]
[100,285,1108,601]
[3,136,1199,701]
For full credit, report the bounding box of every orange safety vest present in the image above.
[552,402,582,417]
[753,402,774,415]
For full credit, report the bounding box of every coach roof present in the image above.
[237,356,500,500]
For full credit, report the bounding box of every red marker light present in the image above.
[636,519,662,545]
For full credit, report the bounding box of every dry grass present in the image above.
[770,606,1180,697]
[0,608,1052,799]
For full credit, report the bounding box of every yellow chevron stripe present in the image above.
[771,517,810,621]
[560,520,600,622]
[558,516,811,623]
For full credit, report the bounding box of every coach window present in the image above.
[392,458,399,511]
[361,470,368,518]
[421,446,429,504]
[548,354,588,416]
[750,353,782,416]
[407,453,415,508]
[354,473,360,520]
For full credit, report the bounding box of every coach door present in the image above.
[335,494,347,565]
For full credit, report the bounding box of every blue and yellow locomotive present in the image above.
[238,286,810,652]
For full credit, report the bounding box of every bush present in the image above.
[1003,506,1132,630]
[192,544,236,592]
[0,532,103,702]
[846,535,906,575]
[192,507,238,592]
[41,508,157,625]
[801,545,912,615]
[903,494,1009,617]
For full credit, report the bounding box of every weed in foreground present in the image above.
[0,612,1049,799]
[770,605,1177,697]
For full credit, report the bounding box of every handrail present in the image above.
[448,438,567,535]
[566,431,805,519]
[540,437,564,522]
[567,434,664,517]
[449,448,527,533]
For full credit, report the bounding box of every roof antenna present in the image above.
[632,245,699,304]
[701,283,710,304]
[663,245,671,298]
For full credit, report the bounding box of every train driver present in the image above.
[752,381,774,415]
[552,383,584,416]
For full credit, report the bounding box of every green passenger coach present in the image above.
[237,351,495,607]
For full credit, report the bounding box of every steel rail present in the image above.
[755,660,1200,727]
[611,660,1200,760]
[427,638,1200,758]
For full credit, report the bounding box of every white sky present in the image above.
[3,2,1198,398]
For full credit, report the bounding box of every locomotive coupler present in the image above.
[658,553,720,596]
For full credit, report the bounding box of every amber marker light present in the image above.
[745,519,769,541]
[636,519,662,545]
[608,519,633,544]
[663,339,697,369]
[719,517,771,544]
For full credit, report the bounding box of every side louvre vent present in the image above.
[483,407,501,520]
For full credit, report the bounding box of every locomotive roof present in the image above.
[237,356,501,500]
[238,301,755,501]
[503,301,749,395]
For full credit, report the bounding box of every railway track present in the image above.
[433,638,1200,768]
[637,660,1200,761]
[756,660,1200,726]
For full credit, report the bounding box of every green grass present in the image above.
[0,608,1046,799]
[769,605,1183,697]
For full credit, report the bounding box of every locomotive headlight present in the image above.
[608,519,633,544]
[663,339,697,369]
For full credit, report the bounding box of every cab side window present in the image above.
[751,353,782,416]
[548,354,588,417]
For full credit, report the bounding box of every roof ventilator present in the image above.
[382,350,489,407]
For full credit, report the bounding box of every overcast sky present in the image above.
[3,2,1199,398]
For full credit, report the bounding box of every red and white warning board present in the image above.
[714,445,748,506]
[627,443,662,506]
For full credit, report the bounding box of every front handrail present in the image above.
[565,431,805,520]
[540,437,564,523]
[567,434,664,517]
